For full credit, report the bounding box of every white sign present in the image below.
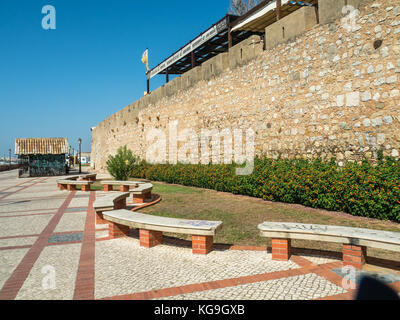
[148,17,229,79]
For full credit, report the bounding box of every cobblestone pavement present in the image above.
[0,170,399,300]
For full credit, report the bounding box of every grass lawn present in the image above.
[81,178,400,264]
[141,181,400,264]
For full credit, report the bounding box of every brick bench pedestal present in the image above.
[271,238,291,261]
[109,222,130,238]
[140,229,163,248]
[342,244,367,269]
[58,184,67,190]
[104,184,113,192]
[67,184,76,191]
[96,211,107,225]
[133,192,152,204]
[81,184,91,192]
[192,235,214,255]
[120,185,130,192]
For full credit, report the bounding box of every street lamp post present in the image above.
[8,149,11,170]
[78,138,82,174]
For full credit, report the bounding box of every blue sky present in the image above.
[0,0,232,157]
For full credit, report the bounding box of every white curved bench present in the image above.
[57,179,93,191]
[79,173,97,181]
[93,192,130,225]
[258,222,400,269]
[131,183,153,204]
[102,209,223,254]
[101,180,146,192]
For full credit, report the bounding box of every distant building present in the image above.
[15,138,69,177]
[80,152,91,165]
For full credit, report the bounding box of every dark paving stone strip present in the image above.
[0,245,33,251]
[0,234,40,240]
[0,212,56,219]
[48,232,84,244]
[0,208,58,215]
[65,207,88,213]
[0,191,76,300]
[73,191,96,300]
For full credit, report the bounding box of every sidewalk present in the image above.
[0,171,399,300]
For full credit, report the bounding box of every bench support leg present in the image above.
[192,235,213,254]
[140,229,163,248]
[109,222,130,238]
[271,238,291,261]
[81,185,90,192]
[120,185,130,192]
[145,191,152,200]
[114,198,126,210]
[342,244,367,269]
[67,184,76,191]
[133,194,146,204]
[104,185,113,192]
[95,211,107,225]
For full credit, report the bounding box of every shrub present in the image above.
[106,145,139,181]
[130,156,400,222]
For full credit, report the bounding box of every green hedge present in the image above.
[131,156,400,222]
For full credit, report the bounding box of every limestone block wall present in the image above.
[319,0,370,25]
[92,0,400,172]
[265,6,319,49]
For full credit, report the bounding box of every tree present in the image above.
[229,0,261,16]
[106,145,139,181]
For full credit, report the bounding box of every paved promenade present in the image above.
[0,170,399,300]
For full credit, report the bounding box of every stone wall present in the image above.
[265,6,319,49]
[92,0,400,171]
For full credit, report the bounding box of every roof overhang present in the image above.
[231,0,318,33]
[147,15,261,80]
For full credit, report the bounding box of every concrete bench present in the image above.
[93,192,130,225]
[258,222,400,269]
[57,179,93,192]
[102,209,223,254]
[131,183,153,204]
[101,180,146,192]
[65,175,80,181]
[79,173,97,181]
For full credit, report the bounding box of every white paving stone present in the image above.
[15,243,82,300]
[0,236,38,248]
[0,215,53,237]
[94,238,300,299]
[157,273,346,300]
[53,212,87,233]
[0,248,30,289]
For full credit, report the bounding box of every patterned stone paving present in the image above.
[0,170,399,301]
[48,233,84,244]
[331,267,400,285]
[94,238,299,299]
[157,273,346,300]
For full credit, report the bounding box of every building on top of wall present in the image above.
[15,138,69,177]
